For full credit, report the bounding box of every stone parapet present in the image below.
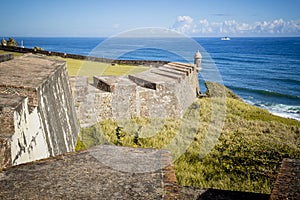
[0,54,79,170]
[71,61,200,126]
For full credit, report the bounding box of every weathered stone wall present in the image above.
[37,62,79,156]
[0,94,50,169]
[0,54,79,169]
[0,54,14,63]
[11,97,50,166]
[71,60,201,127]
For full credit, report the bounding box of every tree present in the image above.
[7,38,18,47]
[33,46,44,51]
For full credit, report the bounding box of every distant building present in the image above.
[1,37,7,46]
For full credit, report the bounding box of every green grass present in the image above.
[79,117,180,149]
[0,50,23,57]
[0,51,148,78]
[174,97,300,193]
[52,57,149,79]
[78,83,300,194]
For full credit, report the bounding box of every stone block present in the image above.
[94,76,118,92]
[128,74,158,90]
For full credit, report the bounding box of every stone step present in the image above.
[157,66,187,78]
[168,62,195,73]
[163,64,190,76]
[171,62,195,68]
[128,71,176,90]
[151,69,182,83]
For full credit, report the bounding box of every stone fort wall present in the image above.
[71,60,201,128]
[0,51,201,169]
[0,54,79,170]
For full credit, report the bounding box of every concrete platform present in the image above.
[0,145,180,200]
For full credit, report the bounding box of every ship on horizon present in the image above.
[221,37,231,41]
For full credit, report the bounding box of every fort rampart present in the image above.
[0,49,201,168]
[0,54,79,170]
[71,61,201,127]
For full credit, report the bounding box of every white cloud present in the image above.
[177,16,193,24]
[172,16,194,34]
[172,16,300,36]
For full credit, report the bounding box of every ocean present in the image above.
[12,37,300,121]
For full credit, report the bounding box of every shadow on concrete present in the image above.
[197,189,270,200]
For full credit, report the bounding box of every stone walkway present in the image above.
[270,158,300,200]
[0,140,297,200]
[0,145,180,200]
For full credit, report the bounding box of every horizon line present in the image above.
[2,35,300,38]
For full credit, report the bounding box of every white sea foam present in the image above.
[243,99,300,121]
[268,104,300,121]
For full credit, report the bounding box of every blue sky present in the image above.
[1,0,300,37]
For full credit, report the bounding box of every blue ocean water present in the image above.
[12,37,300,121]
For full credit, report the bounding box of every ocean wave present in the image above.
[244,100,300,121]
[214,57,269,64]
[228,86,300,100]
[264,77,300,85]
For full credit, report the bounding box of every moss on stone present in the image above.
[75,135,87,151]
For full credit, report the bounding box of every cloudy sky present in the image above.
[1,0,300,37]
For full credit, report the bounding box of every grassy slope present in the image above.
[79,84,300,194]
[175,97,299,193]
[176,85,299,193]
